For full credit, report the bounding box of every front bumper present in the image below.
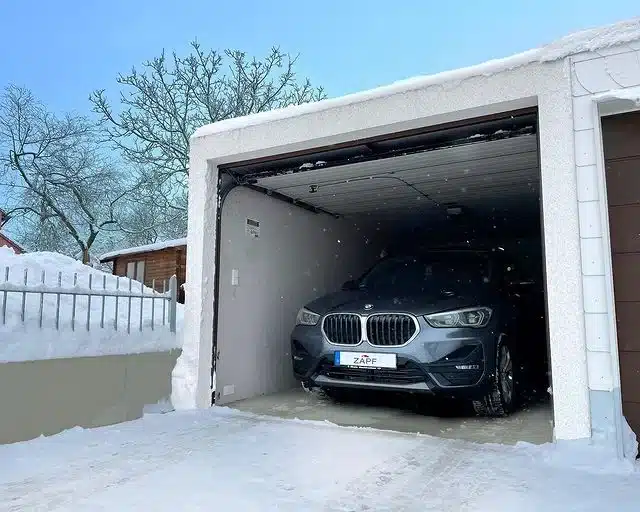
[291,318,500,399]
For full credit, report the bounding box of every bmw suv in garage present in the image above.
[290,248,547,417]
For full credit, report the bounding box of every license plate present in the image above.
[334,351,397,369]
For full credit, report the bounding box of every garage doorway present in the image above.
[212,108,553,444]
[602,111,640,438]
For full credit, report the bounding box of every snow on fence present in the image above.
[0,268,178,334]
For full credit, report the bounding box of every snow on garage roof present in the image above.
[99,238,187,262]
[192,18,640,139]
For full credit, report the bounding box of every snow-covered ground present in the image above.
[0,247,183,362]
[1,407,638,511]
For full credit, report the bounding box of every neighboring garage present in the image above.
[175,18,640,460]
[602,112,640,437]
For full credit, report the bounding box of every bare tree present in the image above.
[90,43,326,232]
[0,85,130,263]
[115,175,188,246]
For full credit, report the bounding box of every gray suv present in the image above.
[290,248,547,417]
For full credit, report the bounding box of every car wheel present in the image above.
[472,339,516,417]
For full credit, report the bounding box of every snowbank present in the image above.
[192,18,640,139]
[170,277,202,410]
[0,247,183,362]
[623,416,639,460]
[99,237,186,262]
[170,349,200,410]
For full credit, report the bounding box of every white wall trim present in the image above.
[590,90,640,459]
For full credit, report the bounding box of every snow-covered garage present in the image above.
[175,18,640,459]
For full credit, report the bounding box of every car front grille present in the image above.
[323,314,362,345]
[366,314,417,346]
[318,360,426,385]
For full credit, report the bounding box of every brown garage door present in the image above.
[602,111,640,437]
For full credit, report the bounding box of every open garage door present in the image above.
[212,108,552,445]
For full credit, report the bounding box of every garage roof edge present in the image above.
[192,17,640,141]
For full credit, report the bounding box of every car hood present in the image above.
[305,287,493,316]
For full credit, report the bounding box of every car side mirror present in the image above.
[341,280,359,291]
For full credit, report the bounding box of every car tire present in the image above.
[472,338,517,417]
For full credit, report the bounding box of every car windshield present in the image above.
[359,253,490,292]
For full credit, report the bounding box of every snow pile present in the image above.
[170,347,201,410]
[170,269,210,410]
[192,18,640,139]
[0,247,183,362]
[99,237,186,261]
[170,275,209,410]
[623,416,639,460]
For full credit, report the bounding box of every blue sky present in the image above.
[0,1,638,115]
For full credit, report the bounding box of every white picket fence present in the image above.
[0,268,178,334]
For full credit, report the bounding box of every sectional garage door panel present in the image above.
[601,114,640,160]
[615,302,640,353]
[606,160,640,207]
[602,111,640,438]
[620,352,640,404]
[610,254,640,303]
[623,403,640,438]
[608,205,640,253]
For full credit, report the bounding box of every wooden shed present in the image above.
[99,238,187,303]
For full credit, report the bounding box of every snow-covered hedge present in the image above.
[0,247,183,363]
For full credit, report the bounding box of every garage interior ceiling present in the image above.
[257,134,538,218]
[223,110,541,237]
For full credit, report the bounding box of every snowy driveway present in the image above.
[1,408,639,511]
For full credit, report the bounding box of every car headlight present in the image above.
[425,307,492,328]
[296,308,321,326]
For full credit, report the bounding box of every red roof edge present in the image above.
[0,233,25,254]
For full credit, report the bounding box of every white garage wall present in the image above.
[570,41,640,458]
[215,186,380,404]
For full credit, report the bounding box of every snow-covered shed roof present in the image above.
[99,238,187,262]
[193,17,640,139]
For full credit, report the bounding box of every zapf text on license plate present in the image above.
[334,351,397,369]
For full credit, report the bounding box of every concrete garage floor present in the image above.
[228,387,554,445]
